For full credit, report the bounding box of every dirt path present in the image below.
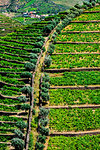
[50,85,100,89]
[45,104,100,109]
[53,52,100,55]
[31,27,57,150]
[50,130,100,136]
[44,67,100,73]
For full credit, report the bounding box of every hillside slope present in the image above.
[0,13,21,36]
[53,0,88,7]
[1,0,89,14]
[9,0,68,14]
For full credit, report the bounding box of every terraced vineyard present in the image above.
[0,13,21,36]
[42,3,100,150]
[0,24,39,149]
[0,14,61,149]
[0,1,100,150]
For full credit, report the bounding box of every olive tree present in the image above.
[21,104,30,111]
[17,96,27,103]
[20,72,32,78]
[38,135,46,143]
[44,56,52,67]
[41,92,49,101]
[42,82,50,89]
[11,138,24,150]
[36,142,45,150]
[24,62,35,71]
[39,127,49,136]
[43,73,50,82]
[20,86,32,96]
[14,129,24,139]
[16,121,27,130]
[39,107,49,118]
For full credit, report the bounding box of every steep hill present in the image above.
[1,0,89,14]
[53,0,87,7]
[0,13,21,36]
[8,0,68,14]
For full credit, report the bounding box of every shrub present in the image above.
[54,32,58,35]
[21,104,30,111]
[55,17,60,24]
[44,56,52,67]
[20,72,32,78]
[40,118,49,127]
[74,3,82,9]
[89,0,93,2]
[11,138,24,150]
[42,47,46,52]
[72,11,79,16]
[56,27,61,34]
[48,47,54,54]
[91,1,96,6]
[17,96,27,103]
[20,86,32,96]
[38,135,46,144]
[66,16,72,22]
[30,59,37,65]
[70,7,77,11]
[36,142,45,150]
[97,0,100,4]
[24,63,35,71]
[32,48,41,53]
[41,87,48,93]
[34,41,43,48]
[52,34,56,39]
[30,53,38,59]
[78,9,83,14]
[33,98,37,106]
[39,107,49,118]
[42,82,50,89]
[41,92,49,101]
[39,127,49,136]
[68,13,76,18]
[37,36,45,42]
[53,38,57,43]
[43,24,54,33]
[62,19,69,27]
[16,121,27,129]
[32,109,36,115]
[28,132,34,150]
[43,73,50,82]
[83,1,93,7]
[14,130,24,139]
[49,44,55,50]
[50,20,56,27]
[82,5,88,9]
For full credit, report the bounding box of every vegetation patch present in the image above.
[50,71,100,86]
[73,13,100,21]
[56,33,100,42]
[54,43,100,53]
[48,54,100,69]
[49,108,100,132]
[62,22,100,31]
[48,134,100,150]
[49,89,100,105]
